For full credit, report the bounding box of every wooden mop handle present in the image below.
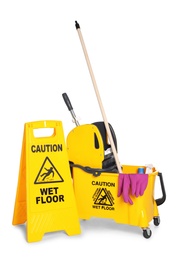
[75,21,122,173]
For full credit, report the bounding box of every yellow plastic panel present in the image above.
[67,124,104,168]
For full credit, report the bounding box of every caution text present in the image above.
[31,144,63,153]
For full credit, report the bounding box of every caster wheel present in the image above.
[153,216,160,226]
[143,228,152,239]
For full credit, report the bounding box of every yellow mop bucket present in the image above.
[71,166,163,238]
[63,21,166,238]
[66,123,166,238]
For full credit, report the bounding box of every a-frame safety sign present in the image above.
[12,120,81,242]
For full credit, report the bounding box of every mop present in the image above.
[75,21,122,174]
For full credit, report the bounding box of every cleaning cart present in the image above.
[63,21,166,238]
[65,122,166,238]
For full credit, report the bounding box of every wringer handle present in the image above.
[62,93,73,111]
[62,93,80,126]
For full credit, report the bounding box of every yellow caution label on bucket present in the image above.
[12,120,81,242]
[92,181,115,211]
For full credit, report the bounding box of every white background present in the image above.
[0,0,176,259]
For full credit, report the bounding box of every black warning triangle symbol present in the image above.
[34,156,64,184]
[94,188,113,206]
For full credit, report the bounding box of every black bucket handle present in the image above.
[155,172,166,206]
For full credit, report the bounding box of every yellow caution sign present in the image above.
[12,120,81,242]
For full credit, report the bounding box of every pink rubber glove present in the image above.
[118,174,133,205]
[129,174,148,197]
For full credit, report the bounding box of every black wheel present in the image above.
[143,228,152,239]
[153,217,160,226]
